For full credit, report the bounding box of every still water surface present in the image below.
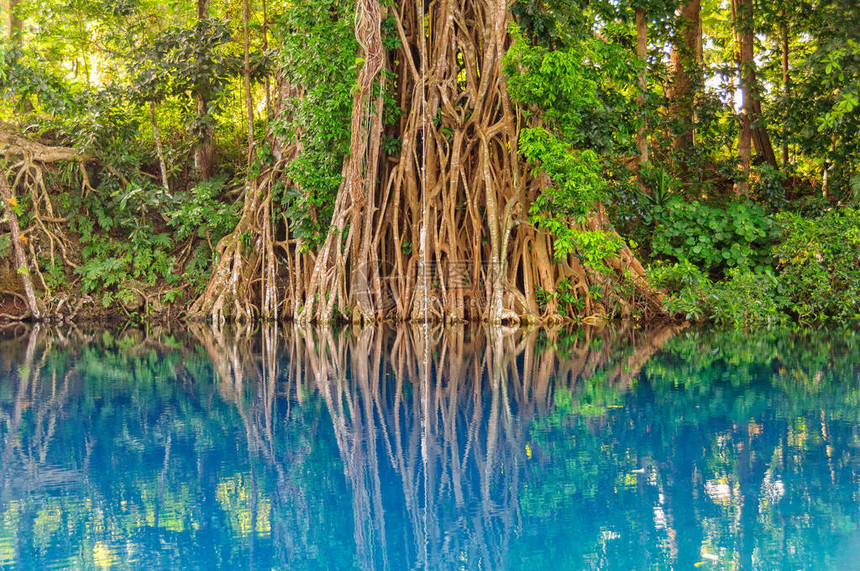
[0,324,859,569]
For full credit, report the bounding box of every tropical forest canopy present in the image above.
[0,0,858,324]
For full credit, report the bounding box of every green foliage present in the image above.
[129,18,253,144]
[535,277,584,317]
[75,227,175,292]
[56,176,180,308]
[0,234,10,259]
[133,19,242,101]
[816,40,860,133]
[569,230,625,271]
[648,260,713,321]
[651,208,860,326]
[648,258,708,293]
[148,173,240,297]
[652,199,774,275]
[774,208,860,321]
[513,95,621,268]
[166,175,239,243]
[708,267,786,327]
[511,0,592,46]
[0,42,74,114]
[751,163,788,211]
[641,167,679,210]
[650,261,787,326]
[39,257,69,290]
[520,130,605,221]
[504,25,642,274]
[270,0,358,250]
[184,244,216,292]
[505,28,599,141]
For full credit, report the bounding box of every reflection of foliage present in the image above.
[0,326,352,570]
[1,325,859,570]
[519,325,860,569]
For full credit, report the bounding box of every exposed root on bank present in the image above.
[0,130,121,320]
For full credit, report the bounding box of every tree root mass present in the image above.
[193,0,663,325]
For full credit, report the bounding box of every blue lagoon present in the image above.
[0,324,858,569]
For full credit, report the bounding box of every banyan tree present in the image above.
[191,0,663,325]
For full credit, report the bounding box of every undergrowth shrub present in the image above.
[708,268,786,327]
[648,260,713,321]
[774,207,860,321]
[650,261,787,327]
[650,207,860,326]
[652,199,774,275]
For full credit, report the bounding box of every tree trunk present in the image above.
[781,23,790,167]
[243,0,255,153]
[635,7,648,167]
[195,0,213,182]
[670,0,701,151]
[149,101,170,192]
[733,0,777,195]
[733,0,752,194]
[262,0,272,115]
[751,97,777,166]
[0,173,42,319]
[5,0,22,43]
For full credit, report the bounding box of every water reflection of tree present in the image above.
[3,323,859,569]
[633,327,860,569]
[189,322,676,569]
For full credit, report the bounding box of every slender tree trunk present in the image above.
[6,0,22,43]
[734,0,777,195]
[194,96,214,181]
[635,7,649,167]
[195,0,214,181]
[149,101,170,192]
[196,0,208,23]
[243,0,254,152]
[751,98,777,166]
[262,0,272,115]
[781,23,790,167]
[670,0,701,151]
[733,0,752,194]
[0,173,41,319]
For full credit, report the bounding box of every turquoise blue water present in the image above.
[0,324,859,570]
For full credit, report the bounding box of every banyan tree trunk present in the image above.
[193,0,663,324]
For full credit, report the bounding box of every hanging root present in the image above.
[190,162,286,323]
[299,0,386,325]
[194,0,665,325]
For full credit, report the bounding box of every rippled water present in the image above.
[0,323,859,569]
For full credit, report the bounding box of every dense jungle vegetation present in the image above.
[0,0,857,325]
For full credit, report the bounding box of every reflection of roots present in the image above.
[230,323,676,568]
[4,322,680,568]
